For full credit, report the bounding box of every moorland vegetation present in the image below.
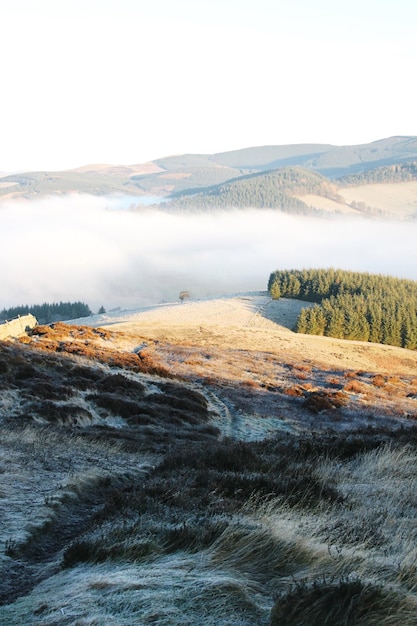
[1,309,417,624]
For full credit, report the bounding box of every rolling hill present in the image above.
[1,136,417,219]
[163,161,417,218]
[164,167,339,214]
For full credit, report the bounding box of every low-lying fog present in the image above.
[1,194,416,313]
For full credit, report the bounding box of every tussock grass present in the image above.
[270,578,417,626]
[21,399,95,425]
[3,425,417,624]
[210,522,311,584]
[303,390,348,413]
[0,559,271,625]
[63,536,162,567]
[344,379,366,394]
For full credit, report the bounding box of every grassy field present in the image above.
[297,181,417,218]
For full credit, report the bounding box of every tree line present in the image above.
[0,301,92,325]
[268,268,417,349]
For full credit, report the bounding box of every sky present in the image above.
[1,0,416,172]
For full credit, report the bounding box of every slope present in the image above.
[2,136,417,201]
[2,294,417,624]
[166,167,340,213]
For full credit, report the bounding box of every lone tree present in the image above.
[270,281,281,300]
[179,291,190,303]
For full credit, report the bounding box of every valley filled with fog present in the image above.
[3,193,417,625]
[1,193,416,312]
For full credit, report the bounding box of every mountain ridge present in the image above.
[1,136,417,219]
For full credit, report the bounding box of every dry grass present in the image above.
[344,379,365,394]
[271,578,417,625]
[2,295,417,624]
[298,180,417,219]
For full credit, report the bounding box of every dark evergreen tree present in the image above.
[0,301,92,324]
[268,268,417,349]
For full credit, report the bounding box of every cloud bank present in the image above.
[1,194,416,312]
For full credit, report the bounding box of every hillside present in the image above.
[165,167,342,214]
[162,161,417,218]
[296,180,417,218]
[0,166,150,200]
[2,137,417,212]
[129,163,244,196]
[297,162,417,218]
[213,136,417,176]
[2,294,417,624]
[80,294,417,377]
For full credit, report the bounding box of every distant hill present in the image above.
[0,167,148,199]
[161,160,417,218]
[299,162,417,219]
[129,164,243,196]
[1,136,417,217]
[337,162,417,187]
[165,167,341,214]
[304,136,417,178]
[157,136,417,179]
[209,144,335,170]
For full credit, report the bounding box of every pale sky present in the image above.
[1,0,416,171]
